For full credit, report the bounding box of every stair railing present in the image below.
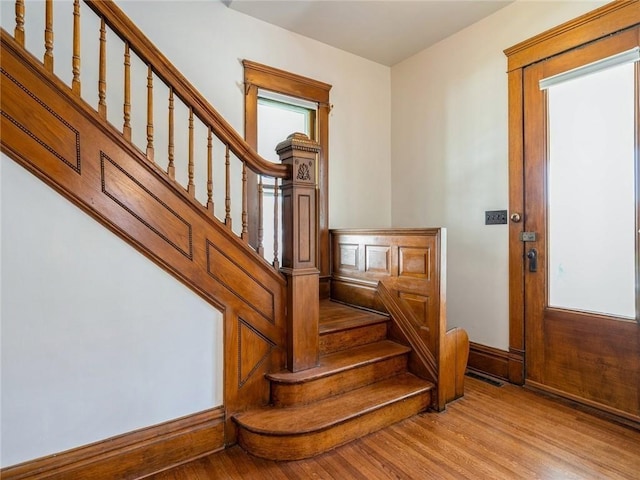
[6,0,291,268]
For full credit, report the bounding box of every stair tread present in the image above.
[319,300,388,334]
[267,340,410,384]
[235,373,433,435]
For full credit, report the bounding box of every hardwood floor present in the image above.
[148,376,640,479]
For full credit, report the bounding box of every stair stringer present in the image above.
[0,29,286,442]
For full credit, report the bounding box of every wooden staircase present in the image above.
[234,300,434,460]
[1,1,469,475]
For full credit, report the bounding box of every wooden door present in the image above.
[521,28,640,422]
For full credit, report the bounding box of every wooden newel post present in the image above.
[277,133,321,372]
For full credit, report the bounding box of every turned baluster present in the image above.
[167,88,175,179]
[146,66,154,162]
[207,127,214,214]
[123,42,131,140]
[72,0,81,94]
[14,0,25,47]
[257,177,264,257]
[273,178,279,270]
[44,0,54,71]
[98,18,107,119]
[225,144,231,229]
[241,163,248,242]
[187,108,195,196]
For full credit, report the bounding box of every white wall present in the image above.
[1,156,222,467]
[390,1,606,350]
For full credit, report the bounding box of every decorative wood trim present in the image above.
[206,239,275,322]
[0,407,225,480]
[243,60,331,102]
[507,67,525,386]
[504,0,640,72]
[1,67,81,173]
[467,342,510,382]
[100,151,194,260]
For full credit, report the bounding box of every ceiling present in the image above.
[223,0,514,66]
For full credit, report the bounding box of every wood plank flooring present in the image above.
[147,376,640,479]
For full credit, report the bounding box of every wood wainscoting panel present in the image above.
[398,246,431,280]
[338,243,360,271]
[206,240,274,323]
[239,318,277,388]
[467,342,510,381]
[0,407,225,480]
[365,245,391,274]
[1,66,81,174]
[100,151,193,260]
[331,229,441,347]
[331,228,468,409]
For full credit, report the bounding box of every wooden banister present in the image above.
[83,0,288,180]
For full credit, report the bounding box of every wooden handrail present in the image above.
[83,0,289,180]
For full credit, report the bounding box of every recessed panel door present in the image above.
[522,30,640,420]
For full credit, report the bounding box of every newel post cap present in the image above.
[276,133,320,185]
[275,132,321,156]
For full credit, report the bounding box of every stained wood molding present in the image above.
[467,342,510,382]
[504,0,640,71]
[0,407,225,480]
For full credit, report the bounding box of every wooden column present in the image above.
[277,133,320,372]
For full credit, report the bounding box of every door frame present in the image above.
[504,0,640,385]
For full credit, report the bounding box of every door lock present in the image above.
[527,248,538,272]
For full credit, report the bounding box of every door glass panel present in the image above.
[547,62,636,319]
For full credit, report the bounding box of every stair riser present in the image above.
[237,390,431,461]
[320,322,388,355]
[271,355,408,407]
